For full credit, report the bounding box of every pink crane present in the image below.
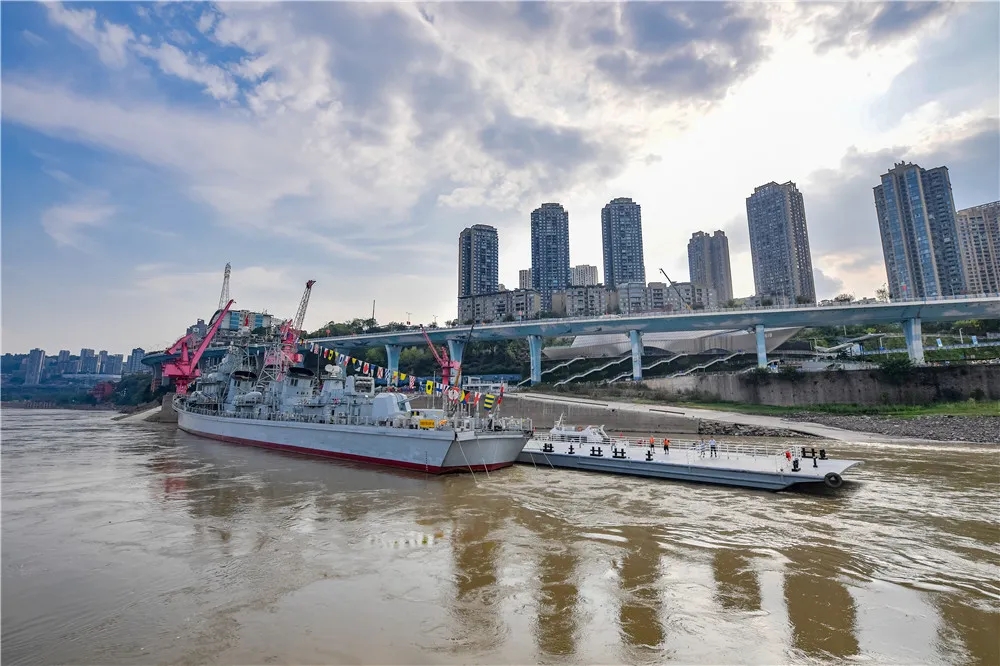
[162,299,235,395]
[420,325,460,387]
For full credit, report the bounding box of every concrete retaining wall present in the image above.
[410,394,700,434]
[644,364,1000,406]
[153,392,178,423]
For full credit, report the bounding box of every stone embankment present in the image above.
[697,420,816,438]
[786,413,1000,444]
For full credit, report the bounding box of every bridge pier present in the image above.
[629,330,643,381]
[755,324,767,368]
[903,317,925,364]
[385,344,401,385]
[528,335,543,385]
[447,339,465,366]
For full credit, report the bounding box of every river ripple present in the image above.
[2,409,998,665]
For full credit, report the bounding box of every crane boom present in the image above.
[292,279,316,332]
[658,268,693,311]
[162,299,235,395]
[419,325,446,366]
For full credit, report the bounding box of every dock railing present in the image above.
[619,436,792,470]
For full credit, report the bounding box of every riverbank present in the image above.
[1,401,115,411]
[516,392,998,444]
[779,413,999,444]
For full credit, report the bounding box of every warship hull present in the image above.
[177,407,529,473]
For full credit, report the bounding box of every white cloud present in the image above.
[131,42,238,100]
[4,1,997,353]
[40,198,115,249]
[22,29,45,46]
[45,2,134,68]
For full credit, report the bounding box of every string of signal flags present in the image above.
[302,340,504,410]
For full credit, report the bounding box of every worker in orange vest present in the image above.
[663,438,670,453]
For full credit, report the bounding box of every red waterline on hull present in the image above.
[178,425,514,474]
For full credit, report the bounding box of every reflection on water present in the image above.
[535,547,579,657]
[712,549,761,613]
[448,489,504,653]
[617,527,664,651]
[783,545,859,660]
[2,410,998,665]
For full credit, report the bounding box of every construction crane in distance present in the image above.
[217,262,231,311]
[658,268,693,311]
[162,299,235,395]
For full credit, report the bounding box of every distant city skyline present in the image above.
[2,2,997,351]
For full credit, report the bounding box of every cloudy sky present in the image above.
[2,1,998,354]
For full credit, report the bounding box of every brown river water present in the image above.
[2,409,998,665]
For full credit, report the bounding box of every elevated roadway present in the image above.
[306,295,1000,385]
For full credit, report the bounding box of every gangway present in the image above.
[553,356,629,386]
[668,351,745,378]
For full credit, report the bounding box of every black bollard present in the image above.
[568,444,575,454]
[801,447,807,458]
[810,447,817,458]
[813,456,818,468]
[646,450,653,461]
[792,459,800,472]
[819,448,827,460]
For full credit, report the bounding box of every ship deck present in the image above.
[517,439,863,491]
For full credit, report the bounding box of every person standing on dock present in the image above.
[709,438,718,458]
[663,438,670,454]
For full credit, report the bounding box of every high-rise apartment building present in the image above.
[874,162,965,299]
[458,224,499,297]
[79,348,96,373]
[601,197,646,287]
[25,348,46,385]
[125,348,147,375]
[570,264,599,286]
[531,203,571,311]
[518,268,532,290]
[955,201,999,295]
[97,350,109,374]
[746,181,816,303]
[687,230,733,303]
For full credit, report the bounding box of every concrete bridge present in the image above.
[305,295,1000,385]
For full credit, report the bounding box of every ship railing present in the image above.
[177,400,533,433]
[680,440,793,471]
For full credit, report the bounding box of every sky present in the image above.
[2,1,998,355]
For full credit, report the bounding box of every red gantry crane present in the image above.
[162,299,235,395]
